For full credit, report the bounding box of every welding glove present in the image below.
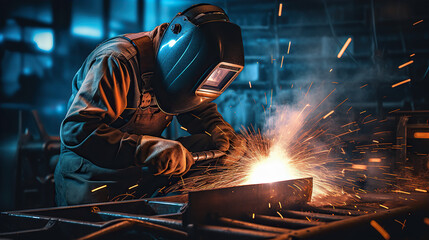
[136,136,194,176]
[209,124,247,165]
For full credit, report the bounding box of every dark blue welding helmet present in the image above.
[153,3,244,114]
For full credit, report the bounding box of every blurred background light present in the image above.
[32,30,54,52]
[71,25,103,39]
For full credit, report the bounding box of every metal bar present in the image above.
[96,211,183,230]
[218,217,291,233]
[281,210,351,221]
[78,220,132,240]
[6,212,103,227]
[271,205,421,240]
[192,224,278,239]
[254,214,325,228]
[78,218,188,240]
[96,212,278,239]
[0,219,56,238]
[304,206,368,216]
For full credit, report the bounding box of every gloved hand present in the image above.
[219,134,247,165]
[136,136,194,175]
[210,124,247,165]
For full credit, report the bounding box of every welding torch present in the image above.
[192,150,226,162]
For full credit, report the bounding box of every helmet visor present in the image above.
[196,62,243,97]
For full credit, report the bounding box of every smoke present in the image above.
[252,84,353,203]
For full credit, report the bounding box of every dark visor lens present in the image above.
[200,64,240,92]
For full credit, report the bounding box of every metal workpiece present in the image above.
[184,177,313,225]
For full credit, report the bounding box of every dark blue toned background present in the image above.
[1,0,428,210]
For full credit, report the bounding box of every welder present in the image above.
[54,4,245,206]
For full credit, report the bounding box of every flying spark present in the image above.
[370,220,391,240]
[337,38,352,58]
[398,60,413,69]
[323,110,334,119]
[391,79,411,88]
[91,185,107,192]
[369,158,381,163]
[412,19,423,25]
[278,3,283,17]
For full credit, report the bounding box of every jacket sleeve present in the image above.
[176,102,235,135]
[60,54,143,169]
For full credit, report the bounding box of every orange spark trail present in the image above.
[323,110,334,119]
[335,98,348,109]
[337,38,352,58]
[392,79,411,88]
[398,60,413,69]
[91,185,107,192]
[388,108,400,114]
[370,220,391,240]
[311,88,336,114]
[278,3,283,17]
[413,19,423,25]
[305,82,313,97]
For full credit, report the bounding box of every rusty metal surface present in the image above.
[184,177,313,225]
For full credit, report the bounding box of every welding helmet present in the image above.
[153,3,244,114]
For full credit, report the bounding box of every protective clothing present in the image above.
[154,3,245,114]
[55,22,236,206]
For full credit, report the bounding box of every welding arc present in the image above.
[77,218,187,240]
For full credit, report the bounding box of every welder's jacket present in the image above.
[55,24,230,206]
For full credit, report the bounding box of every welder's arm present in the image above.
[61,55,193,173]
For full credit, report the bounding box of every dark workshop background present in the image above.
[0,0,428,211]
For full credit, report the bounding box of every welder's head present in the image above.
[153,3,244,114]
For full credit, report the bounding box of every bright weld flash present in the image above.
[244,148,294,185]
[337,38,352,58]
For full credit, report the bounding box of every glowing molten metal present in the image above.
[244,146,295,185]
